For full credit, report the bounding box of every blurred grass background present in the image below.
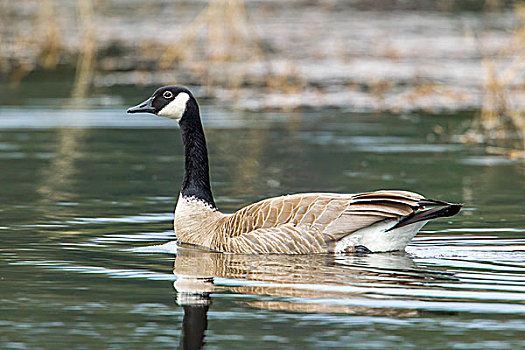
[0,0,523,157]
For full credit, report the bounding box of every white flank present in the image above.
[158,92,190,120]
[335,220,428,253]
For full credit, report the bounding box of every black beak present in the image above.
[127,97,155,114]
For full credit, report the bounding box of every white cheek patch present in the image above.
[157,92,190,120]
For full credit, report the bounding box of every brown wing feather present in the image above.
[227,224,327,254]
[215,191,424,253]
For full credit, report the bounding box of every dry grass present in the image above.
[1,0,522,117]
[1,0,97,95]
[1,0,63,86]
[159,0,271,93]
[71,0,97,100]
[1,0,34,86]
[37,0,62,70]
[460,3,525,159]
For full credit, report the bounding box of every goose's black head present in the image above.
[127,86,197,122]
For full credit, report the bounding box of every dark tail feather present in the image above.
[386,200,462,232]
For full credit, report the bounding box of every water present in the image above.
[1,93,524,349]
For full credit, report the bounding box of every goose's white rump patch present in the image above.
[335,220,428,253]
[158,92,190,120]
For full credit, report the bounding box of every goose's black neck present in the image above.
[179,100,216,209]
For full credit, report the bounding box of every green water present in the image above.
[1,92,524,349]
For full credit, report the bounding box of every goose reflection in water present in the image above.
[172,246,457,349]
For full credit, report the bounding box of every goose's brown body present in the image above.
[175,190,433,254]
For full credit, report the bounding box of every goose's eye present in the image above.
[163,91,174,99]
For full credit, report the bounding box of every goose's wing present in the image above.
[217,191,428,253]
[224,223,327,254]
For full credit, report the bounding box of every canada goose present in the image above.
[127,86,462,254]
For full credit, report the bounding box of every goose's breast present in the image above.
[174,194,224,247]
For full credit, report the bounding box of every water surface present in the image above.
[1,98,524,349]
